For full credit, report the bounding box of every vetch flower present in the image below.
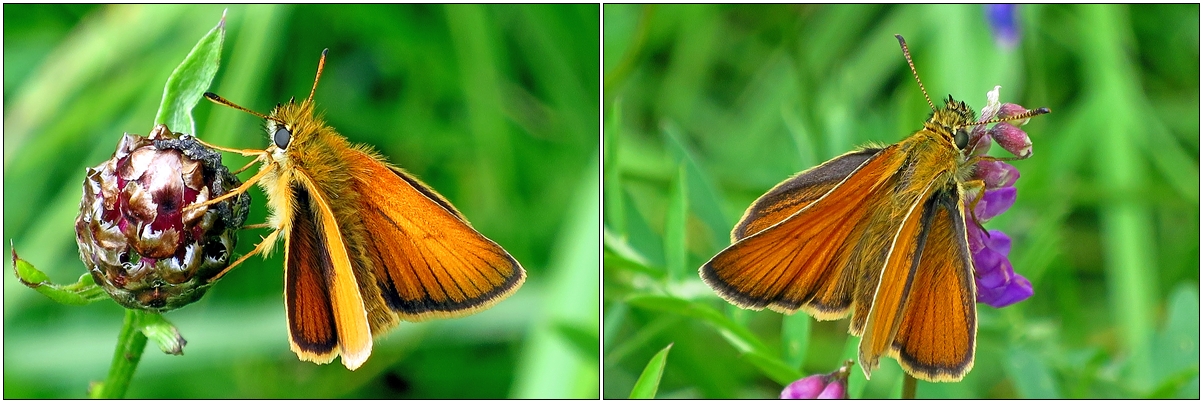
[75,124,249,312]
[989,122,1032,158]
[781,360,851,399]
[962,86,1039,308]
[984,4,1020,50]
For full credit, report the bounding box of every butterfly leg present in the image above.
[209,227,281,281]
[241,223,273,230]
[232,156,264,175]
[189,136,267,157]
[962,179,990,235]
[185,163,277,213]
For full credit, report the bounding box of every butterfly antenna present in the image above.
[968,107,1052,128]
[895,34,935,112]
[307,48,329,104]
[204,92,283,123]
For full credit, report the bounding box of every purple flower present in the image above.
[984,4,1020,50]
[961,87,1038,308]
[781,360,851,399]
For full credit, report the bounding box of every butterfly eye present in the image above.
[954,128,969,149]
[274,126,292,149]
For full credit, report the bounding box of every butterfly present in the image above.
[700,35,1047,382]
[188,49,525,370]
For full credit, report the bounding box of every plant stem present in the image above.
[92,309,148,398]
[902,373,917,399]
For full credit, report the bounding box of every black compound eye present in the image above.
[954,128,969,150]
[273,126,292,149]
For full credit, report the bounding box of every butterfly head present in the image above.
[926,95,977,150]
[263,48,331,155]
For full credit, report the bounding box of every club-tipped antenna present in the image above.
[307,48,329,104]
[961,107,1052,130]
[204,92,284,124]
[895,34,935,112]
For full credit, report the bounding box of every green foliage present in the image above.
[11,251,107,306]
[603,4,1199,398]
[5,4,599,398]
[155,10,225,135]
[630,343,672,398]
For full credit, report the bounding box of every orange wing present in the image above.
[889,187,976,382]
[284,178,373,370]
[700,146,908,319]
[856,179,938,377]
[345,147,525,322]
[732,147,882,241]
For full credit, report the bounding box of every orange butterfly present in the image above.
[188,50,525,370]
[700,36,1047,382]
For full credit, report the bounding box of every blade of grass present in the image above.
[629,343,673,398]
[625,294,803,384]
[664,164,688,284]
[1081,4,1157,390]
[605,99,627,236]
[662,121,731,245]
[510,158,600,398]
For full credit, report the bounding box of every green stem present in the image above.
[92,310,148,398]
[902,373,917,399]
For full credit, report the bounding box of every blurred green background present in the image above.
[604,4,1197,399]
[5,4,598,398]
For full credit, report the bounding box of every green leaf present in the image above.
[138,312,187,355]
[630,343,673,398]
[12,247,107,306]
[154,9,226,135]
[12,246,48,284]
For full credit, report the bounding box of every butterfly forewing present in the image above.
[345,147,525,321]
[889,187,977,382]
[700,146,908,319]
[732,148,882,241]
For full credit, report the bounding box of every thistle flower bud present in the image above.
[75,124,249,312]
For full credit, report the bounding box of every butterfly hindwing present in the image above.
[284,177,373,370]
[283,182,338,363]
[889,186,977,382]
[856,179,939,377]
